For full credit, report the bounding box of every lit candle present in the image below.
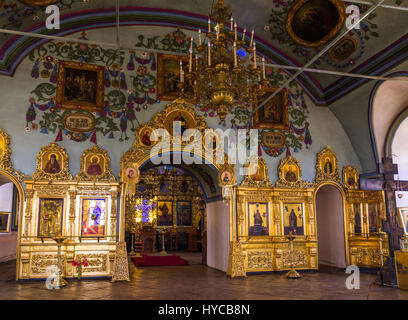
[242,28,246,42]
[233,42,237,67]
[208,41,211,66]
[262,57,265,79]
[230,16,233,30]
[180,60,183,82]
[208,18,211,33]
[190,37,193,50]
[250,29,254,47]
[253,42,257,68]
[181,69,184,83]
[189,48,193,72]
[216,23,219,40]
[198,28,202,46]
[195,55,199,71]
[234,23,237,42]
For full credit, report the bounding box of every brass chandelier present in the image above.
[179,0,269,121]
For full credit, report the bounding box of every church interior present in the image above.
[0,0,407,301]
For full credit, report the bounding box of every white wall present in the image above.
[206,200,230,272]
[315,185,346,268]
[393,116,408,180]
[0,182,17,263]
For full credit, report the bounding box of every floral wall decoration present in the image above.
[267,0,379,67]
[229,69,312,158]
[1,1,75,29]
[26,32,159,143]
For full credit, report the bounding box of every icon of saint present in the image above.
[87,156,102,176]
[289,209,297,228]
[285,166,297,182]
[142,131,152,146]
[44,154,61,174]
[324,159,333,174]
[253,209,263,226]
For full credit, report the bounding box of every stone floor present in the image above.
[1,256,408,300]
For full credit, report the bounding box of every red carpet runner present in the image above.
[132,254,189,267]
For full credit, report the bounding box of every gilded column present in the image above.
[68,190,76,238]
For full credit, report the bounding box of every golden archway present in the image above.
[119,98,236,242]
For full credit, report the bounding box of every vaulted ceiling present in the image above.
[0,0,407,105]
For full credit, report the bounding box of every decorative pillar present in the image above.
[68,190,76,239]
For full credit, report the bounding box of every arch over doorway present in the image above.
[314,181,348,268]
[118,99,236,272]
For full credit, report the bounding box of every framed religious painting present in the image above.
[283,203,304,235]
[253,87,289,130]
[353,203,363,234]
[33,143,72,181]
[81,198,107,238]
[37,198,64,238]
[157,200,173,227]
[343,166,359,189]
[367,202,379,233]
[76,145,114,182]
[56,61,104,112]
[0,212,10,233]
[398,208,408,235]
[157,54,190,101]
[176,201,192,226]
[248,202,269,236]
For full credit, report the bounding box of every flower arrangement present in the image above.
[71,258,88,279]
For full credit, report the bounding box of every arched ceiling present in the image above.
[0,0,407,105]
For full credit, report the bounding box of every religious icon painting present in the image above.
[81,198,106,237]
[157,53,191,101]
[353,203,362,234]
[76,145,114,182]
[138,125,155,147]
[398,208,408,235]
[316,146,339,182]
[56,61,104,112]
[37,198,64,237]
[253,87,289,130]
[283,203,304,235]
[157,200,173,226]
[42,152,62,174]
[367,202,379,233]
[343,166,359,189]
[0,212,10,233]
[248,202,269,236]
[284,164,299,183]
[176,201,192,226]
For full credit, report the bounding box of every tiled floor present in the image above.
[1,256,408,300]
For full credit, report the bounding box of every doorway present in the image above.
[315,184,346,268]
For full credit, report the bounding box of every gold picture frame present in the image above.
[76,145,115,182]
[56,61,104,112]
[343,166,359,189]
[282,202,304,236]
[81,198,107,238]
[253,87,289,130]
[32,142,72,181]
[157,53,190,101]
[37,198,64,238]
[248,202,269,236]
[0,212,10,233]
[316,146,341,183]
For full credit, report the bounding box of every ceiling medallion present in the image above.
[285,0,346,48]
[18,0,58,6]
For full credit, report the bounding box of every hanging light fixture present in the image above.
[179,0,269,121]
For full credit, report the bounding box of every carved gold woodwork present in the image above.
[315,146,341,184]
[76,145,116,182]
[240,156,273,188]
[32,142,72,181]
[343,166,359,190]
[17,142,120,279]
[276,156,313,188]
[120,98,236,187]
[0,128,24,181]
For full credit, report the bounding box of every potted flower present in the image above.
[71,258,88,279]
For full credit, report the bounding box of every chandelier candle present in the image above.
[250,29,254,47]
[230,16,233,30]
[242,28,246,41]
[253,43,257,68]
[233,42,237,67]
[262,57,266,79]
[208,41,211,66]
[234,23,237,42]
[208,18,211,33]
[198,29,202,46]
